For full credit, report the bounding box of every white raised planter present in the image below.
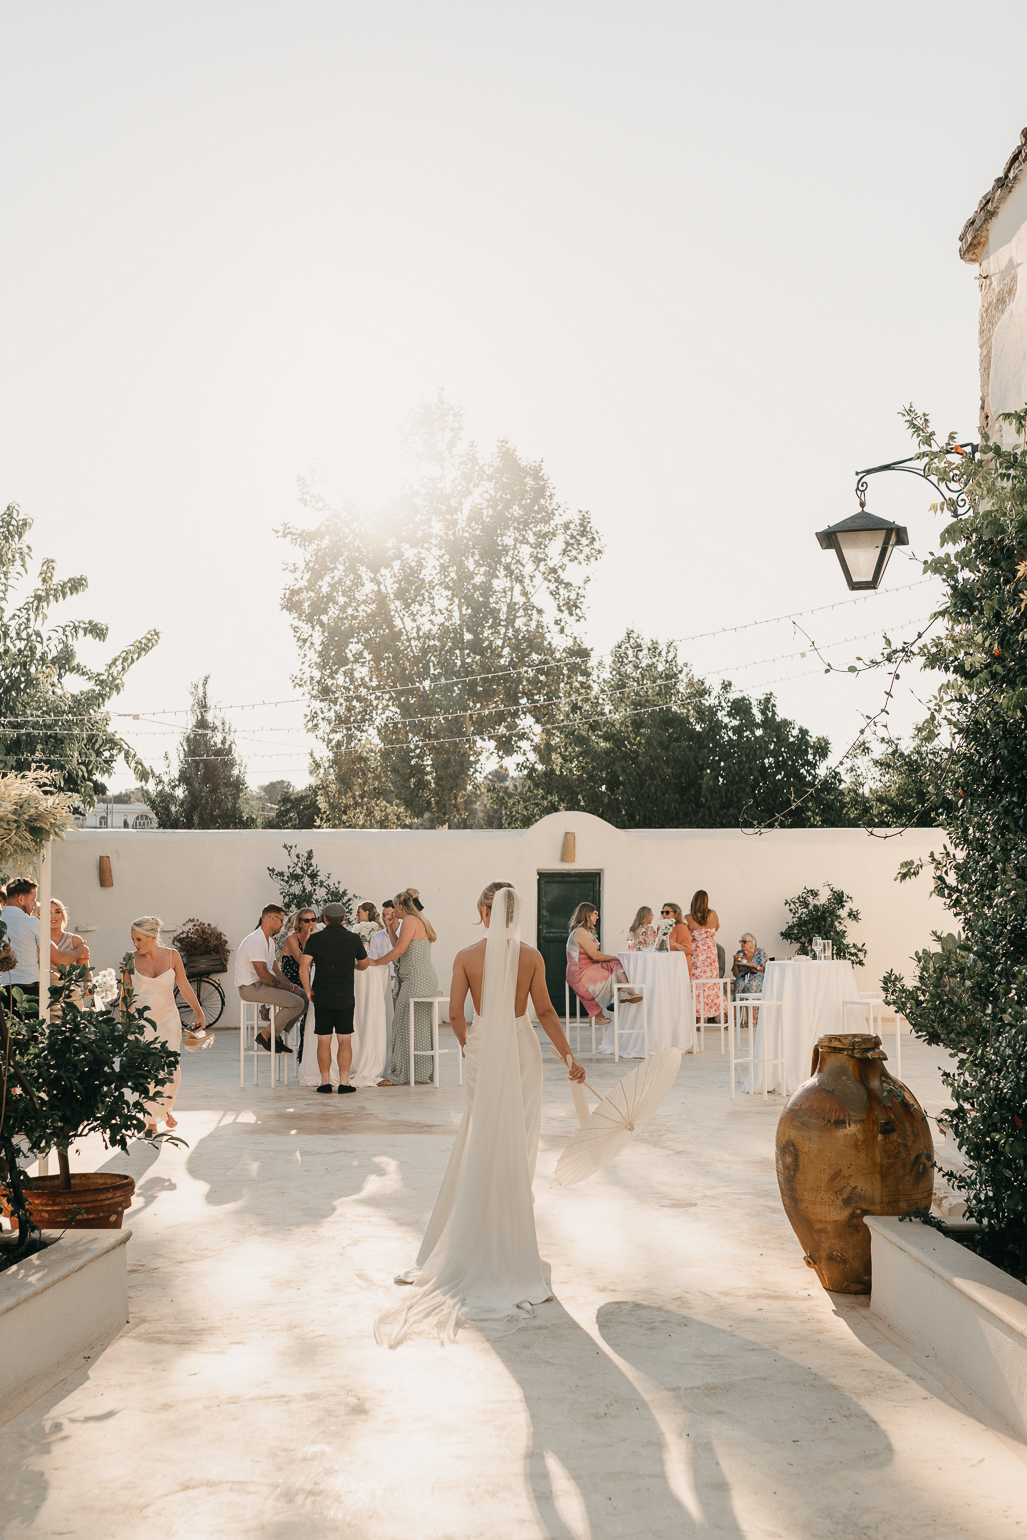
[866,1216,1027,1439]
[0,1229,130,1421]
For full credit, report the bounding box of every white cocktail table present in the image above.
[748,958,859,1094]
[597,951,696,1057]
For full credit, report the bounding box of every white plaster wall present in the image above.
[50,813,943,1020]
[982,171,1027,444]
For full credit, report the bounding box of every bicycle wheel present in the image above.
[176,975,226,1029]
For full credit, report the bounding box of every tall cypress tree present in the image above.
[147,677,254,829]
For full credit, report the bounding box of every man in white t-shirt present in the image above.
[235,904,306,1051]
[1,878,41,1015]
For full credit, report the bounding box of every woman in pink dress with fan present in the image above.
[686,890,721,1024]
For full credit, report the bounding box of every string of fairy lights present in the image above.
[0,578,940,771]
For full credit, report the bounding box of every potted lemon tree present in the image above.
[1,961,180,1246]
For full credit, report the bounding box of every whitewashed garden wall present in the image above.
[51,812,943,1024]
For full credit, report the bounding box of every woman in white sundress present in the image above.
[374,881,586,1349]
[123,916,210,1135]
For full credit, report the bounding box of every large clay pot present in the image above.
[775,1034,933,1293]
[1,1172,135,1230]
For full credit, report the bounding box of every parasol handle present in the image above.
[549,1045,603,1099]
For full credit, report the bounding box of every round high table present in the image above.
[748,958,859,1095]
[597,952,696,1057]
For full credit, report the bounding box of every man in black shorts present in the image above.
[299,903,369,1094]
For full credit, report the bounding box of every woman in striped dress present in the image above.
[370,888,439,1085]
[686,890,722,1024]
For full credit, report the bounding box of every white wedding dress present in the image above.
[374,886,551,1348]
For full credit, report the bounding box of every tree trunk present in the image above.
[57,1144,72,1191]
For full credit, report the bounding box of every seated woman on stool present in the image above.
[627,906,659,951]
[732,933,766,999]
[566,903,642,1028]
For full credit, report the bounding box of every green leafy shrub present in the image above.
[779,883,867,965]
[881,404,1027,1283]
[266,843,354,916]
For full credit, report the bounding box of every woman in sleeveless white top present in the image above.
[374,882,586,1348]
[125,917,209,1133]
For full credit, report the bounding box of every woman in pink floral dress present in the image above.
[686,890,721,1023]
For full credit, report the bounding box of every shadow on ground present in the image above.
[490,1298,894,1538]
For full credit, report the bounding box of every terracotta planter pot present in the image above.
[775,1033,933,1294]
[1,1173,136,1230]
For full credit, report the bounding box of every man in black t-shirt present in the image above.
[300,904,368,1094]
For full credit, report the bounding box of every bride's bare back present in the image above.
[449,937,586,1081]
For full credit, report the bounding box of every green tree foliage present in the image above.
[147,677,254,829]
[280,396,598,827]
[266,843,353,915]
[501,631,849,829]
[269,784,322,829]
[842,729,944,829]
[0,503,159,807]
[779,883,867,965]
[882,404,1027,1282]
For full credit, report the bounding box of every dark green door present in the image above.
[537,871,602,1014]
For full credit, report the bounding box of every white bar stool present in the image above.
[729,997,784,1100]
[564,981,602,1056]
[408,995,461,1088]
[697,977,734,1053]
[843,996,900,1075]
[610,985,649,1061]
[239,1001,290,1087]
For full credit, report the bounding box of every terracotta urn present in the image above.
[775,1033,933,1293]
[1,1172,135,1230]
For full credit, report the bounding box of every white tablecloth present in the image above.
[749,959,860,1094]
[597,952,696,1057]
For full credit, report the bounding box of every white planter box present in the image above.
[866,1216,1027,1439]
[0,1229,130,1422]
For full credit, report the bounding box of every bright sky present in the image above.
[2,1,1025,795]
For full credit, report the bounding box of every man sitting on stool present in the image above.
[300,903,369,1094]
[236,904,306,1052]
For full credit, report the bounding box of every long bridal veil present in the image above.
[374,885,549,1348]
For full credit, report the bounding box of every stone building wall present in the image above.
[960,129,1027,442]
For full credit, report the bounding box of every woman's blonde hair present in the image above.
[395,888,437,943]
[285,908,316,936]
[629,906,652,936]
[130,915,162,939]
[569,901,598,934]
[690,890,710,926]
[50,897,69,924]
[662,902,683,924]
[475,880,514,925]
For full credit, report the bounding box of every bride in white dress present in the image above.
[374,881,586,1348]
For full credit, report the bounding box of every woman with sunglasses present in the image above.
[283,909,318,1079]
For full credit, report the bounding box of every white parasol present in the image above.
[551,1046,683,1186]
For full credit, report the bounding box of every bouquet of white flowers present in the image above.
[353,920,381,944]
[92,967,119,1007]
[654,919,674,953]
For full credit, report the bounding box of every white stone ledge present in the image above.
[0,1229,130,1422]
[866,1216,1027,1440]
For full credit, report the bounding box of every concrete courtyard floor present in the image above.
[2,1030,1027,1539]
